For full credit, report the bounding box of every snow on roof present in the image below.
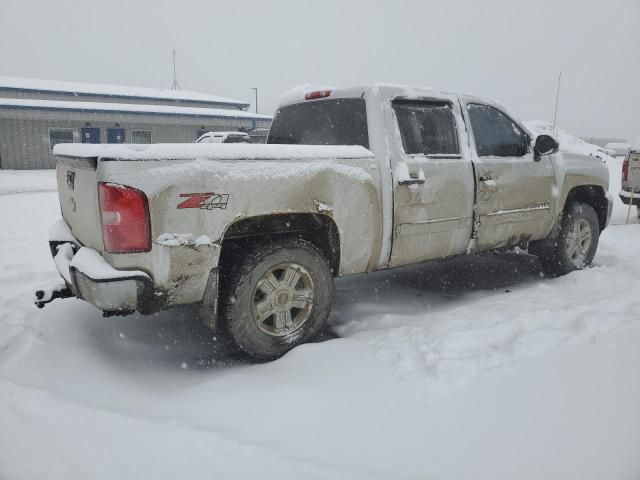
[53,142,373,161]
[278,83,451,108]
[0,98,271,121]
[0,75,249,108]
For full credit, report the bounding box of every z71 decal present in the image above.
[177,192,230,210]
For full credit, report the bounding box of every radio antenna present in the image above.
[170,50,181,90]
[552,72,562,134]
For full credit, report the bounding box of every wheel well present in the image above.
[219,213,341,276]
[564,185,608,231]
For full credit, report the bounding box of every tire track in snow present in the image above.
[334,226,640,398]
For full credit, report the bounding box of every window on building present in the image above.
[49,128,74,151]
[393,100,459,155]
[467,104,529,157]
[131,130,152,144]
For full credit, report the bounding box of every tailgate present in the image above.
[56,157,104,251]
[625,151,640,192]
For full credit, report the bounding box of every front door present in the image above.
[462,101,555,250]
[107,128,125,144]
[81,127,100,143]
[388,97,475,267]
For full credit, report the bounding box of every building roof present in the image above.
[0,75,250,108]
[0,98,271,121]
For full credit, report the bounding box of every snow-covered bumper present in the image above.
[36,220,157,315]
[619,189,640,206]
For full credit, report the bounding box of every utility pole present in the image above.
[251,87,258,114]
[552,72,562,134]
[171,50,181,90]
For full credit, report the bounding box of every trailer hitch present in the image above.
[34,282,74,308]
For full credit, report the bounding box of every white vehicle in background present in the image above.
[619,146,640,218]
[605,142,631,157]
[196,131,252,144]
[36,84,612,361]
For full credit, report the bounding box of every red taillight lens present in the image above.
[622,158,629,182]
[305,90,332,100]
[98,182,151,253]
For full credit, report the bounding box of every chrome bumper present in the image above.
[38,219,155,315]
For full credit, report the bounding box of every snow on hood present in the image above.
[524,120,614,160]
[53,142,374,161]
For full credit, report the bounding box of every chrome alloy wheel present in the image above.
[251,263,315,337]
[565,218,593,266]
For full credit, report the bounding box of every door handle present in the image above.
[479,176,497,190]
[399,177,426,186]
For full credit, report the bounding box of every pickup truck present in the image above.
[619,147,640,218]
[37,85,612,360]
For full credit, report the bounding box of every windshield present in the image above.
[267,98,369,148]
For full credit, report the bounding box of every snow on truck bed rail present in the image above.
[53,143,374,161]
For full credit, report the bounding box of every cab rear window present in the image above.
[267,99,369,148]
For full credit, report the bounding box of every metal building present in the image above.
[0,76,272,169]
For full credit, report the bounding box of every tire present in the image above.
[537,202,600,276]
[219,238,333,361]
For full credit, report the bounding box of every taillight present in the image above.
[622,158,629,182]
[305,90,332,100]
[98,182,151,253]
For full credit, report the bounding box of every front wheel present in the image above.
[537,202,600,276]
[220,238,333,361]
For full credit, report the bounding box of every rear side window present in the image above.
[267,99,369,148]
[393,101,459,155]
[467,104,529,157]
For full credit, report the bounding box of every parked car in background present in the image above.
[248,128,270,144]
[605,142,631,157]
[195,131,252,144]
[619,146,640,217]
[37,84,612,361]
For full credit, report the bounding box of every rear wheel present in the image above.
[219,238,333,361]
[536,202,600,276]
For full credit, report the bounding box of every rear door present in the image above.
[388,97,475,266]
[461,101,555,250]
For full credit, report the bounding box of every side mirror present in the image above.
[534,134,559,159]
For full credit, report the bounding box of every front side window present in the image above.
[267,98,369,148]
[49,128,74,151]
[393,100,459,155]
[131,130,152,144]
[467,104,528,157]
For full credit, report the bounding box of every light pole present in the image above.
[251,88,258,114]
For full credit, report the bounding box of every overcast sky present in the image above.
[1,0,638,140]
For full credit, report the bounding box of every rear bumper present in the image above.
[46,219,161,315]
[619,189,640,206]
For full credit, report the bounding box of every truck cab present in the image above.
[268,85,600,268]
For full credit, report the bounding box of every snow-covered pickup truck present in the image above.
[36,85,612,360]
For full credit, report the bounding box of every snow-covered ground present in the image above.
[1,155,639,479]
